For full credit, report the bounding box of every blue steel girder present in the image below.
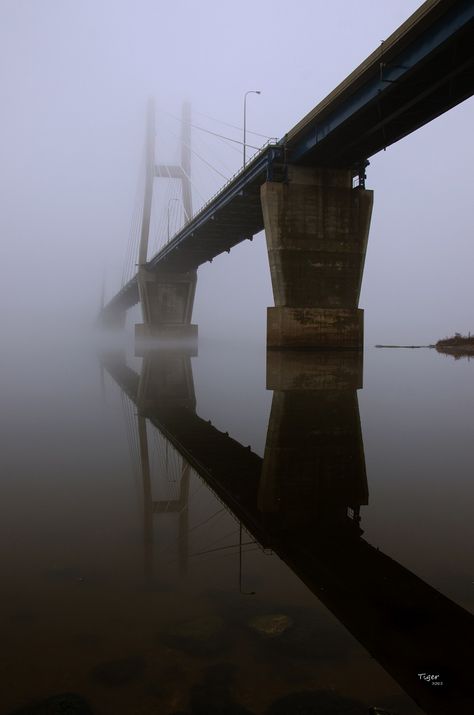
[286,0,474,164]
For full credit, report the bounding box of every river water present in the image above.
[0,334,472,715]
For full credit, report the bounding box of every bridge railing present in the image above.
[102,139,281,312]
[154,138,280,255]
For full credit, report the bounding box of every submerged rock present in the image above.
[247,614,293,638]
[251,605,351,661]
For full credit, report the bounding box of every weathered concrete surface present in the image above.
[267,306,363,349]
[261,165,373,349]
[136,267,197,340]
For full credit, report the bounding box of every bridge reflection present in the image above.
[100,346,473,715]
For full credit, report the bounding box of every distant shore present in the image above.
[375,335,474,357]
[436,334,474,348]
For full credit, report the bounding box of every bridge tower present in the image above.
[136,100,197,341]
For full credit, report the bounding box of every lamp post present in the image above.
[243,90,261,167]
[167,198,179,242]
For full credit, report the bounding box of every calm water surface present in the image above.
[0,335,472,714]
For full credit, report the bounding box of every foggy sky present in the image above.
[1,0,472,344]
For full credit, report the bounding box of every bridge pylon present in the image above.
[136,100,197,342]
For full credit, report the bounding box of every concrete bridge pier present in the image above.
[261,166,373,349]
[136,267,198,342]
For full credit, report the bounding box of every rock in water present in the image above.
[247,614,293,638]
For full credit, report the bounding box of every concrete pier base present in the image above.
[267,307,363,350]
[137,267,197,350]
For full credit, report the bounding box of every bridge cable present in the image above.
[166,124,229,181]
[151,170,184,253]
[165,111,262,151]
[154,155,191,251]
[122,141,146,284]
[193,108,275,141]
[127,141,146,280]
[191,128,242,178]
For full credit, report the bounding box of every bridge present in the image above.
[100,0,474,348]
[100,346,473,715]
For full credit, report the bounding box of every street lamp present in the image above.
[243,90,261,167]
[167,197,179,241]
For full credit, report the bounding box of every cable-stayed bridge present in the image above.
[100,0,474,349]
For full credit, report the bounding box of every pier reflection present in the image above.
[101,346,473,715]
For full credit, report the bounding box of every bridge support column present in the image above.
[136,268,198,342]
[261,166,373,349]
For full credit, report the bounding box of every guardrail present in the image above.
[150,138,279,255]
[104,139,280,310]
[109,139,280,308]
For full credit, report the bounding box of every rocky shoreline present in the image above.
[435,334,474,358]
